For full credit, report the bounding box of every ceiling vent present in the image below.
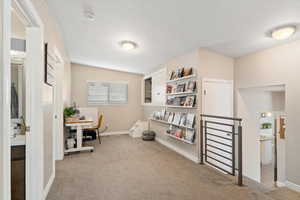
[83,7,95,21]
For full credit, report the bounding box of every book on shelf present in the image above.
[166,81,195,94]
[179,113,187,126]
[186,80,196,92]
[167,125,184,138]
[166,95,196,107]
[164,111,170,121]
[183,95,196,107]
[186,113,195,128]
[168,112,175,123]
[168,67,194,81]
[185,129,195,142]
[173,113,181,125]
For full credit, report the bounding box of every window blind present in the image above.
[87,81,128,105]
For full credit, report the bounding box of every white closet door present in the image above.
[202,79,234,173]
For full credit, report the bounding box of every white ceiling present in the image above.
[47,0,300,74]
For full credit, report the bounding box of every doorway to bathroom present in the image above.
[259,111,286,188]
[237,84,286,187]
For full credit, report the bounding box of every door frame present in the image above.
[52,47,65,161]
[12,1,45,200]
[0,0,12,199]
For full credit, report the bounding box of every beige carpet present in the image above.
[47,135,299,200]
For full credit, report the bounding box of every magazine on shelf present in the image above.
[168,67,194,81]
[168,112,175,123]
[173,113,181,125]
[185,129,195,142]
[176,83,186,93]
[166,85,173,94]
[186,113,195,128]
[183,68,193,76]
[164,112,170,121]
[179,113,187,126]
[183,95,195,107]
[186,80,196,92]
[161,109,166,120]
[174,128,183,138]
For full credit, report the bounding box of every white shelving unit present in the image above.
[166,133,195,144]
[166,74,196,83]
[150,118,195,130]
[166,91,197,96]
[165,105,197,109]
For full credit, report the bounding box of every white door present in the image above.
[202,79,234,173]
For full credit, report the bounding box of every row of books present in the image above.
[166,80,196,94]
[167,125,195,143]
[152,110,195,129]
[169,67,193,80]
[166,95,196,107]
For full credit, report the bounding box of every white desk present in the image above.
[65,120,94,154]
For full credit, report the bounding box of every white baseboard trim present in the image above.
[285,181,300,193]
[43,171,55,200]
[101,131,129,136]
[276,181,286,187]
[155,137,200,164]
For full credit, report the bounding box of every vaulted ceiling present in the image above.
[47,0,300,74]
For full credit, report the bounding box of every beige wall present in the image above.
[235,39,300,186]
[71,63,144,132]
[145,48,234,161]
[11,12,25,39]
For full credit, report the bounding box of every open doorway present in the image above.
[10,9,27,200]
[237,85,286,188]
[9,1,45,199]
[259,89,286,188]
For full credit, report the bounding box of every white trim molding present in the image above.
[276,181,286,187]
[276,180,300,193]
[102,131,129,136]
[43,171,55,200]
[285,181,300,193]
[0,0,12,199]
[155,137,200,164]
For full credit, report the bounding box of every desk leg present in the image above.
[64,125,94,154]
[77,126,83,149]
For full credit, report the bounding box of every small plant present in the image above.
[261,123,272,129]
[64,106,76,118]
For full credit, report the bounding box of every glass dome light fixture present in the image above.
[119,40,138,50]
[270,25,296,40]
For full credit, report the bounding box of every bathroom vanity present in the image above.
[11,135,26,200]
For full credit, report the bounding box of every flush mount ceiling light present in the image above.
[119,40,138,50]
[270,25,296,40]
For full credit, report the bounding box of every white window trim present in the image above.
[87,80,129,105]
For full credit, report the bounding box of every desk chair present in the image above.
[83,115,108,144]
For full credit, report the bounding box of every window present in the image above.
[87,81,128,105]
[144,77,152,103]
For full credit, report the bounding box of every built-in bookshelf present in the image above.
[166,133,195,144]
[165,68,197,109]
[165,105,197,109]
[149,67,198,145]
[166,74,196,83]
[166,91,197,96]
[150,118,195,130]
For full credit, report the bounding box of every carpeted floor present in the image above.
[47,135,299,200]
